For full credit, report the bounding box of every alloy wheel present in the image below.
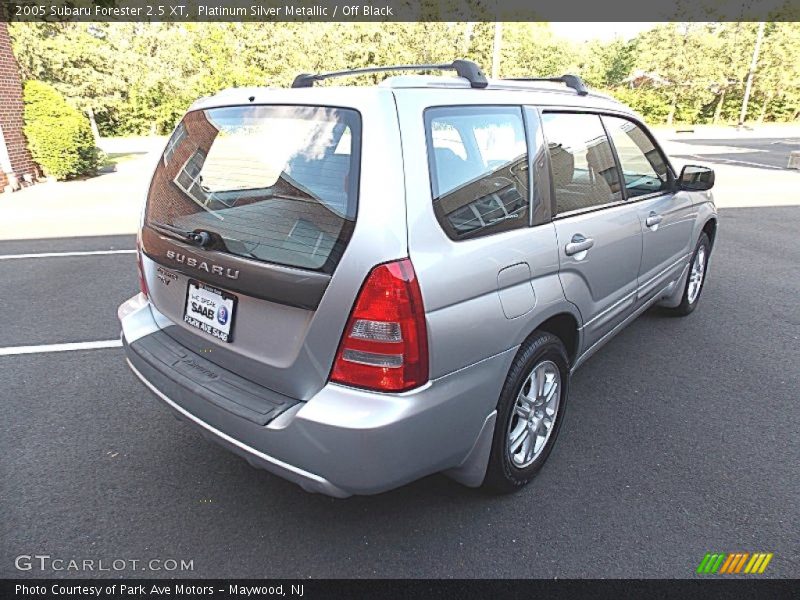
[507,360,561,469]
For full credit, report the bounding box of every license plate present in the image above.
[183,280,237,343]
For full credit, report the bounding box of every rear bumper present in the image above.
[125,356,350,497]
[119,294,512,496]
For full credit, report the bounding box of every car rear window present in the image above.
[146,105,361,273]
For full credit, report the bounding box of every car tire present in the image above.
[665,232,711,317]
[482,332,570,493]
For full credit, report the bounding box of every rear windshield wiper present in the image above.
[148,220,213,248]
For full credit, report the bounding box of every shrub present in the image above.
[22,81,99,180]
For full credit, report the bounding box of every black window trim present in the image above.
[423,103,535,242]
[522,106,552,227]
[599,114,629,203]
[539,107,678,221]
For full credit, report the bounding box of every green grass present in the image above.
[100,152,144,169]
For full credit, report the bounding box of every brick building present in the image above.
[0,22,39,193]
[147,109,221,223]
[148,109,329,227]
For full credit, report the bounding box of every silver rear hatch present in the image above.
[139,89,408,400]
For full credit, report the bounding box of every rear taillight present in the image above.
[330,258,428,392]
[136,237,149,298]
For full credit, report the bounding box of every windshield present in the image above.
[145,105,361,273]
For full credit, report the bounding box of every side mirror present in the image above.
[678,164,715,191]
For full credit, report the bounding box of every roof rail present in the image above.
[291,59,489,89]
[501,75,589,96]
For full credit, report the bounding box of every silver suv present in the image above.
[119,60,717,496]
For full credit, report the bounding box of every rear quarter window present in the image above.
[425,106,530,241]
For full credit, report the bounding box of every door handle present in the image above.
[565,234,595,256]
[646,212,663,228]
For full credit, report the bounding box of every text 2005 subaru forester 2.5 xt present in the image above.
[119,60,717,496]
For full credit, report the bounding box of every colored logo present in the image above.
[216,305,228,326]
[697,552,773,575]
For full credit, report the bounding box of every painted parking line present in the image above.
[679,153,786,171]
[0,339,122,356]
[0,249,136,260]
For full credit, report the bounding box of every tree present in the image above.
[8,21,800,134]
[10,22,131,136]
[632,23,726,124]
[750,23,800,122]
[578,38,636,89]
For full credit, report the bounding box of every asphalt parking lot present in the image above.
[670,136,800,170]
[1,201,798,580]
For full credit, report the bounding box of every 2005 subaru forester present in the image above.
[119,60,717,496]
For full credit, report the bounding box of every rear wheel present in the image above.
[483,332,569,493]
[666,233,711,316]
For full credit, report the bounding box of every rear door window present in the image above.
[541,112,622,215]
[146,105,361,273]
[425,106,529,240]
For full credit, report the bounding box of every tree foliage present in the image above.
[9,21,800,135]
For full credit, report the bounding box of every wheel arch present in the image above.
[445,308,581,489]
[524,311,581,367]
[702,217,718,249]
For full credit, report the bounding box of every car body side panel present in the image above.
[658,193,718,308]
[553,204,643,350]
[634,190,697,305]
[691,195,719,240]
[419,228,570,378]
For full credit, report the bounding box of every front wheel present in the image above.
[483,332,569,493]
[666,232,711,316]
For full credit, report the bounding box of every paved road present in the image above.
[669,137,800,170]
[1,210,799,579]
